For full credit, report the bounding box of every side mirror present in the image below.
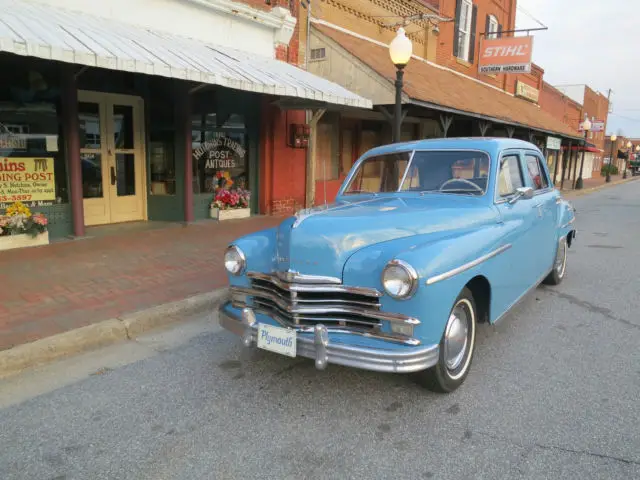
[508,186,534,204]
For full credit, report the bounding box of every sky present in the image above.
[514,0,640,137]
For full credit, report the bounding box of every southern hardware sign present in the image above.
[479,36,534,74]
[0,157,56,207]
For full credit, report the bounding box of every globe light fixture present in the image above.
[388,28,413,143]
[606,134,617,183]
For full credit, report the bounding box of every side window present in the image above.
[525,154,550,190]
[498,154,524,198]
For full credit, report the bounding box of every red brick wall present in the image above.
[539,81,581,134]
[231,0,271,12]
[436,0,516,90]
[583,86,610,157]
[259,99,307,216]
[507,63,544,94]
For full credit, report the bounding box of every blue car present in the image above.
[218,138,577,393]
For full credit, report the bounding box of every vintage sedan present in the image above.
[218,138,577,393]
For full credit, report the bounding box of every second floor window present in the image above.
[454,0,477,63]
[487,15,499,39]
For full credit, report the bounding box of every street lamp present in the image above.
[575,116,592,189]
[606,134,616,183]
[624,140,632,179]
[389,27,413,143]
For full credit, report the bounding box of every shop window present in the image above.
[191,114,249,196]
[315,121,338,181]
[0,66,67,208]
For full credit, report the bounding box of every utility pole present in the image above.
[604,88,613,169]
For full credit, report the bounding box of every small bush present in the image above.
[601,164,619,176]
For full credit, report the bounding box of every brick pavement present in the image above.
[0,216,280,351]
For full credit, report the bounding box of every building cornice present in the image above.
[188,0,296,45]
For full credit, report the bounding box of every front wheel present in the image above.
[543,237,567,286]
[413,287,477,393]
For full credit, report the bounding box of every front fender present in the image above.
[227,227,278,288]
[343,225,505,345]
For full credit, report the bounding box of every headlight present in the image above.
[381,260,418,299]
[224,245,246,276]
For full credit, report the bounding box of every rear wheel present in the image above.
[413,287,477,393]
[543,237,567,286]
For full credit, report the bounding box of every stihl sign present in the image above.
[478,36,533,74]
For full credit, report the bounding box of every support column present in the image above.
[552,149,560,185]
[571,145,579,188]
[177,84,193,223]
[61,66,85,238]
[304,108,326,208]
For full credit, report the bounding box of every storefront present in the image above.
[0,0,370,243]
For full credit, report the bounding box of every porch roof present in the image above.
[313,23,583,141]
[0,0,372,110]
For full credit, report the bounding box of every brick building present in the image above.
[0,0,370,241]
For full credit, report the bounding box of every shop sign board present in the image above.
[515,80,539,103]
[478,36,534,74]
[0,157,56,208]
[546,136,562,151]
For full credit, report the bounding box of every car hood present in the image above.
[274,195,497,279]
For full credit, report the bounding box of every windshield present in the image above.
[343,150,490,196]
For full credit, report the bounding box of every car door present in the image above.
[523,150,558,277]
[492,150,540,313]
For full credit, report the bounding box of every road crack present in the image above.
[542,288,640,330]
[474,430,640,466]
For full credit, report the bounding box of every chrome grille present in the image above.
[231,271,419,332]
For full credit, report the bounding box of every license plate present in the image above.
[257,323,297,358]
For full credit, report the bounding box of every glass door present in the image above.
[78,91,145,226]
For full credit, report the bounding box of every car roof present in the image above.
[363,137,542,157]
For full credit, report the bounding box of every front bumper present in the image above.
[218,302,440,374]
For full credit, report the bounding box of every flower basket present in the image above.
[210,188,251,221]
[0,231,49,252]
[210,207,251,221]
[0,201,49,251]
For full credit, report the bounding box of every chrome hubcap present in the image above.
[555,240,567,277]
[444,305,469,371]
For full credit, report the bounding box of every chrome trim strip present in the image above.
[425,244,512,285]
[273,270,341,285]
[218,304,440,373]
[231,291,419,325]
[250,284,380,308]
[248,272,383,298]
[398,150,416,191]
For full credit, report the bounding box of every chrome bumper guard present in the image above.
[218,302,440,374]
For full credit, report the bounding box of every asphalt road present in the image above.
[2,182,640,480]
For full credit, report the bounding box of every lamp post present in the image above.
[389,27,413,143]
[624,140,632,179]
[606,134,616,183]
[575,116,592,189]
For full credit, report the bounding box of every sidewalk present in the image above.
[0,216,280,351]
[0,172,637,357]
[558,173,625,196]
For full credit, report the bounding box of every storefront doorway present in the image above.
[78,91,146,226]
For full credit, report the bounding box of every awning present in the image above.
[0,0,372,109]
[313,23,582,140]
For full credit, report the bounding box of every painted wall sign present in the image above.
[193,136,246,168]
[193,134,248,193]
[546,136,562,151]
[479,36,534,74]
[0,157,56,206]
[515,80,539,103]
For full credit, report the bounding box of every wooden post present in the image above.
[60,66,85,237]
[304,108,326,208]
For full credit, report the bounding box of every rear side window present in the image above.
[525,154,550,190]
[498,154,524,197]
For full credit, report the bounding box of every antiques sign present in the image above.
[0,157,56,207]
[193,136,246,169]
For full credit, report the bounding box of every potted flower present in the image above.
[209,187,251,221]
[0,201,49,252]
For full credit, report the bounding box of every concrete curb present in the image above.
[0,288,229,379]
[562,176,639,199]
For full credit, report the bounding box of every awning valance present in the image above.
[0,0,372,109]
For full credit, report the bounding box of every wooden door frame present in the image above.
[78,90,148,225]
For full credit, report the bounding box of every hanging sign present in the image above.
[0,157,56,206]
[479,36,534,74]
[546,136,561,151]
